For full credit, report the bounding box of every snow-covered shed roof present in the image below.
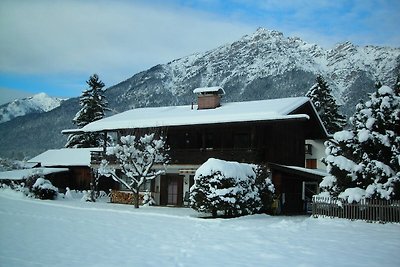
[28,148,102,167]
[193,86,226,95]
[0,168,69,181]
[269,163,328,180]
[76,97,315,133]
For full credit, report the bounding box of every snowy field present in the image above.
[1,190,399,267]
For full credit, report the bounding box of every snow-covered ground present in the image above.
[0,189,399,267]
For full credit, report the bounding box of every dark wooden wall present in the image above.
[47,167,118,192]
[166,120,306,167]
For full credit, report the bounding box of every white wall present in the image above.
[305,139,327,171]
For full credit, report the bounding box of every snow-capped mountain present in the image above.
[0,28,399,159]
[0,93,64,124]
[107,28,399,114]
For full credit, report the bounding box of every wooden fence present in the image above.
[312,196,400,223]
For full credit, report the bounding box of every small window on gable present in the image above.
[305,144,313,155]
[306,159,317,169]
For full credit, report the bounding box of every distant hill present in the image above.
[0,93,64,124]
[0,28,399,160]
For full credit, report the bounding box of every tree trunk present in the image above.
[134,191,140,208]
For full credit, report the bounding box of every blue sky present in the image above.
[0,0,399,101]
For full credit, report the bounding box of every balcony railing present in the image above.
[91,148,263,166]
[91,151,116,165]
[168,148,263,165]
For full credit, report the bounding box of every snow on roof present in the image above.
[61,128,84,134]
[0,168,69,181]
[286,166,328,177]
[79,97,310,133]
[273,164,328,177]
[193,86,226,95]
[28,148,102,167]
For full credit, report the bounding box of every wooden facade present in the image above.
[45,166,119,192]
[86,98,328,212]
[166,119,306,166]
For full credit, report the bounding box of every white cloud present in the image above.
[0,87,33,105]
[0,0,398,97]
[230,0,400,48]
[0,0,253,85]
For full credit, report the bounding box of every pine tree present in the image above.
[395,71,400,96]
[321,85,400,200]
[306,75,346,133]
[354,86,400,199]
[66,74,108,148]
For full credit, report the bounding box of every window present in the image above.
[140,179,153,191]
[305,144,313,155]
[306,159,317,169]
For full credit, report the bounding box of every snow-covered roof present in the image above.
[282,166,328,177]
[0,168,69,181]
[270,163,328,178]
[28,148,102,167]
[77,97,311,133]
[193,86,226,95]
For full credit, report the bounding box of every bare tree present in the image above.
[99,132,169,208]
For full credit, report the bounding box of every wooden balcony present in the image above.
[91,148,263,166]
[90,151,117,166]
[168,148,263,165]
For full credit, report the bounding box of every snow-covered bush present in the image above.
[320,85,400,201]
[81,190,93,202]
[254,165,275,212]
[31,178,58,200]
[0,181,29,195]
[190,158,274,218]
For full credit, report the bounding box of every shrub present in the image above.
[190,158,274,218]
[31,178,58,200]
[254,165,275,213]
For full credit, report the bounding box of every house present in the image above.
[28,148,119,191]
[0,167,69,186]
[63,87,329,213]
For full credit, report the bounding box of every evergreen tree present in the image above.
[306,75,346,133]
[395,71,400,96]
[66,74,108,148]
[375,80,383,89]
[321,85,400,200]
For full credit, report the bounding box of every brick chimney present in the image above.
[193,86,225,110]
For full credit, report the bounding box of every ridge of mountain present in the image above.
[0,93,64,124]
[0,28,399,160]
[107,28,399,113]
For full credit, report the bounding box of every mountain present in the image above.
[107,28,399,114]
[0,28,399,160]
[0,93,64,124]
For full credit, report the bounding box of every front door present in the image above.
[168,178,179,205]
[160,174,183,206]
